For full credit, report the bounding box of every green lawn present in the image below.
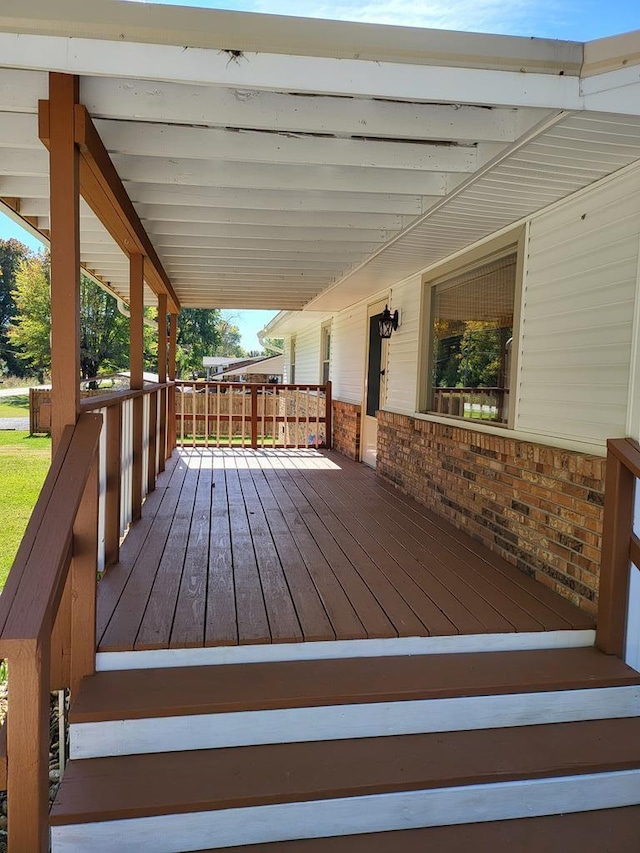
[0,394,30,418]
[0,431,51,590]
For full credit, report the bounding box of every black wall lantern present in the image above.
[378,305,399,339]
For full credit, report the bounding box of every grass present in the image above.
[0,431,51,590]
[0,394,30,419]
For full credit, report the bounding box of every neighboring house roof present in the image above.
[0,2,640,316]
[216,355,284,378]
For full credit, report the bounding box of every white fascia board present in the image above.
[262,311,333,338]
[581,67,640,116]
[0,33,583,111]
[82,77,529,143]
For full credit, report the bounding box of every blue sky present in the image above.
[129,0,639,40]
[2,1,638,351]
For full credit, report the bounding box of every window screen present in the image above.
[429,254,516,424]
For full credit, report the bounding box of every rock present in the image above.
[49,769,60,783]
[0,815,6,830]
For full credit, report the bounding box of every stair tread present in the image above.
[51,717,640,825]
[198,807,640,852]
[70,647,640,723]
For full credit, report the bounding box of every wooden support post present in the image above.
[251,385,259,449]
[70,451,99,695]
[104,404,122,566]
[157,294,167,473]
[325,380,333,450]
[130,253,144,522]
[596,446,635,657]
[46,73,81,452]
[168,312,178,456]
[6,638,51,853]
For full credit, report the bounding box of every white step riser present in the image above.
[50,768,640,853]
[70,685,640,759]
[96,629,596,671]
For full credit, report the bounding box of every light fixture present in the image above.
[378,305,399,339]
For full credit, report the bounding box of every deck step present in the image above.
[52,718,640,851]
[204,806,640,852]
[69,647,640,758]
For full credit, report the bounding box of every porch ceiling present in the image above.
[0,2,639,312]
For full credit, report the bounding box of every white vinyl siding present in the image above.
[292,324,323,384]
[331,304,367,404]
[386,275,422,415]
[517,168,640,444]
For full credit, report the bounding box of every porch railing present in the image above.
[596,437,640,669]
[81,382,172,567]
[0,381,174,850]
[0,413,102,852]
[432,386,508,423]
[175,381,332,450]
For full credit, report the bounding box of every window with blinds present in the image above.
[429,253,516,424]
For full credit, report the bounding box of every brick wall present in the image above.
[333,400,361,461]
[377,411,605,615]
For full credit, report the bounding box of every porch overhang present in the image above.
[0,2,639,314]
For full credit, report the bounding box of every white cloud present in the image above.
[252,0,583,38]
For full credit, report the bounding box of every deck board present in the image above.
[96,449,595,652]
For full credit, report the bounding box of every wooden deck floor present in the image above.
[96,449,594,652]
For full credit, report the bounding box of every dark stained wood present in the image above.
[170,462,212,648]
[0,720,5,789]
[204,807,640,853]
[157,295,167,473]
[70,646,640,724]
[44,73,80,451]
[130,253,144,523]
[225,464,271,644]
[104,404,122,567]
[50,717,640,825]
[325,380,332,449]
[205,466,238,646]
[147,390,158,496]
[237,470,303,642]
[348,454,593,629]
[96,449,594,652]
[98,457,189,651]
[597,441,637,656]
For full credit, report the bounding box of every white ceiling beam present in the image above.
[0,68,47,113]
[143,221,393,243]
[0,147,48,176]
[124,184,431,215]
[163,259,349,271]
[134,204,408,231]
[82,77,529,143]
[96,118,492,173]
[112,155,454,196]
[153,236,382,253]
[0,33,582,110]
[0,176,49,197]
[0,111,42,148]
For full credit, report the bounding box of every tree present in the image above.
[9,254,51,381]
[0,238,28,376]
[176,309,245,376]
[9,254,133,380]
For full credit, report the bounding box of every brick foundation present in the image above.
[377,411,605,615]
[332,400,361,461]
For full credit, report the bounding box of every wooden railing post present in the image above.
[70,450,99,695]
[251,384,259,449]
[596,445,636,657]
[147,390,158,494]
[157,295,168,473]
[6,638,51,853]
[105,403,122,566]
[168,313,178,457]
[325,380,333,449]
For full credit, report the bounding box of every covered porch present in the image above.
[96,446,593,657]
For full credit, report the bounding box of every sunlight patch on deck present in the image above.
[180,448,343,471]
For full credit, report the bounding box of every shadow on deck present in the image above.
[96,449,594,653]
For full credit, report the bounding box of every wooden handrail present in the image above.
[0,413,102,852]
[596,437,640,658]
[79,381,171,412]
